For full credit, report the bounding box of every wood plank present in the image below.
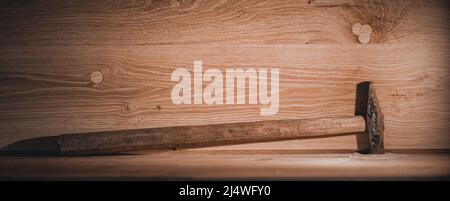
[0,44,449,150]
[0,150,448,180]
[0,0,448,46]
[0,0,449,151]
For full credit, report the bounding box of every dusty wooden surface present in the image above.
[0,0,449,151]
[0,150,448,180]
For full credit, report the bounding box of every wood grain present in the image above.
[0,150,448,180]
[0,0,448,46]
[0,0,449,151]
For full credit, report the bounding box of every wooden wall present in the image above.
[0,0,449,151]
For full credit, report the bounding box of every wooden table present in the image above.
[1,149,448,180]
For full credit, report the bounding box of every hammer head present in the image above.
[356,81,385,154]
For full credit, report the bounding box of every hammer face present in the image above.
[367,83,385,154]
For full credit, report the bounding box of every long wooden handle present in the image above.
[59,116,366,155]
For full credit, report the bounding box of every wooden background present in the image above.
[0,0,449,151]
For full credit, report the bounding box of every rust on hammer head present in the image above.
[366,82,384,154]
[355,81,385,154]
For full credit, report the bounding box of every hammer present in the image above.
[58,81,384,155]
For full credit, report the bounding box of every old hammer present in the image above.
[58,81,384,155]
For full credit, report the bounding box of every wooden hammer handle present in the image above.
[59,116,366,155]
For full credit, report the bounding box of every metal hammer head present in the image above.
[356,81,385,154]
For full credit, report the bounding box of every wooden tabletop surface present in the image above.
[1,149,448,180]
